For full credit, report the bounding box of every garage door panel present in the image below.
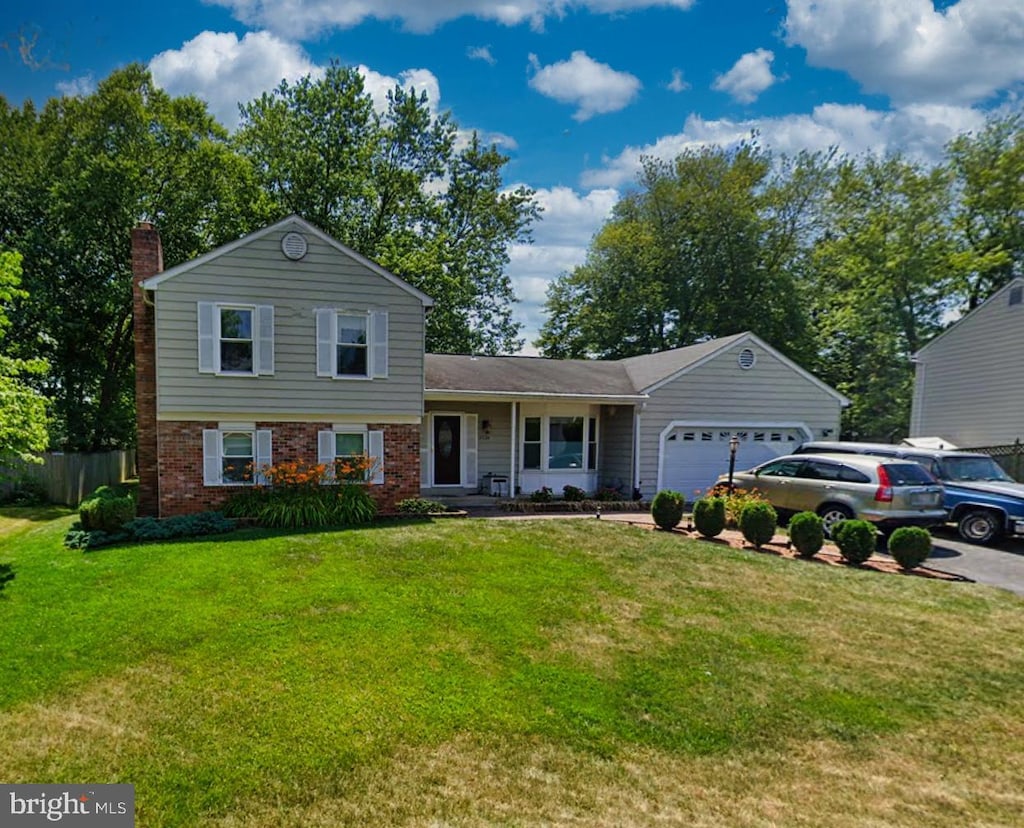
[662,427,803,496]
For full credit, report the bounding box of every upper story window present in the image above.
[316,309,388,380]
[197,302,274,376]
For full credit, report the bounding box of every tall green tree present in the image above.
[0,250,48,473]
[808,155,957,440]
[0,65,269,450]
[236,64,538,354]
[946,114,1024,309]
[537,143,830,361]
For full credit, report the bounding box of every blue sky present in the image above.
[3,1,1023,351]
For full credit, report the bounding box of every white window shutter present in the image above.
[316,309,335,377]
[463,414,478,491]
[255,430,272,484]
[370,311,388,378]
[202,429,221,486]
[317,430,336,481]
[368,429,385,485]
[257,305,274,375]
[420,418,431,487]
[198,302,216,373]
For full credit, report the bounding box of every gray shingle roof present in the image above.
[425,332,751,397]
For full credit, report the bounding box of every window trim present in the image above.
[202,426,272,486]
[197,302,274,377]
[519,412,598,473]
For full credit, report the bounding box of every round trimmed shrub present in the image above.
[788,511,824,558]
[887,526,933,570]
[832,519,876,565]
[651,490,686,531]
[79,492,136,532]
[739,501,777,548]
[692,496,726,538]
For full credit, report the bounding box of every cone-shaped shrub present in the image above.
[651,490,686,530]
[739,500,777,548]
[789,511,824,558]
[887,526,933,570]
[833,519,876,564]
[693,497,726,538]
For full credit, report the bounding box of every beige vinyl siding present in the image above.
[912,286,1024,447]
[154,229,425,419]
[598,404,635,493]
[637,342,842,498]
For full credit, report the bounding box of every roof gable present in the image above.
[140,215,433,307]
[914,277,1024,359]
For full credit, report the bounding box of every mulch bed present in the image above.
[622,521,971,584]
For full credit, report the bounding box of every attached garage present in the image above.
[658,424,810,497]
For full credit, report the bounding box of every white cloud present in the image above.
[581,103,988,188]
[149,30,319,128]
[667,68,689,93]
[358,65,442,116]
[712,48,779,104]
[467,45,496,65]
[207,0,695,38]
[505,186,618,348]
[784,0,1024,104]
[56,74,95,97]
[528,51,641,121]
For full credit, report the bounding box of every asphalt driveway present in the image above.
[915,529,1024,597]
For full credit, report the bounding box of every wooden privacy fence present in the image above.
[8,450,136,506]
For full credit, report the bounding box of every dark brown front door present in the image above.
[433,415,461,485]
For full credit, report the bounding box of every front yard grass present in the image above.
[1,508,1023,826]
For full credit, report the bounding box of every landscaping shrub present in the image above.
[692,496,726,538]
[788,511,825,558]
[334,484,378,525]
[562,484,587,502]
[594,486,625,502]
[222,487,272,519]
[0,562,14,593]
[739,500,777,548]
[256,490,334,530]
[709,484,770,528]
[79,485,136,532]
[887,526,933,570]
[0,477,48,506]
[529,486,554,503]
[833,519,876,565]
[65,511,236,550]
[651,490,686,531]
[397,498,452,515]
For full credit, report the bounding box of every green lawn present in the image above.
[1,509,1023,827]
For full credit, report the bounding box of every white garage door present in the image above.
[660,427,805,497]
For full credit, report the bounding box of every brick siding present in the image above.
[156,420,421,517]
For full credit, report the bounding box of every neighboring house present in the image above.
[132,215,847,517]
[910,278,1024,448]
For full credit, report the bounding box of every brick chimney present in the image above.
[132,222,162,517]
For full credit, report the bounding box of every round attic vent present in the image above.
[281,231,308,261]
[738,347,756,370]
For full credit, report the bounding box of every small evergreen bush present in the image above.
[887,526,932,570]
[692,497,726,538]
[562,484,587,502]
[79,485,136,532]
[529,487,554,503]
[594,487,625,502]
[651,490,686,530]
[833,519,876,565]
[739,500,777,548]
[788,511,825,558]
[65,511,236,549]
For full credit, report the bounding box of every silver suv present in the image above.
[719,453,946,536]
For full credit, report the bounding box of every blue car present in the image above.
[795,442,1024,545]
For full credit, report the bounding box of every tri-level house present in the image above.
[133,216,847,517]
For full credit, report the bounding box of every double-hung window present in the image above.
[203,426,272,486]
[197,302,274,375]
[316,309,388,379]
[318,427,385,484]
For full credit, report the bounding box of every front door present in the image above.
[433,415,462,485]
